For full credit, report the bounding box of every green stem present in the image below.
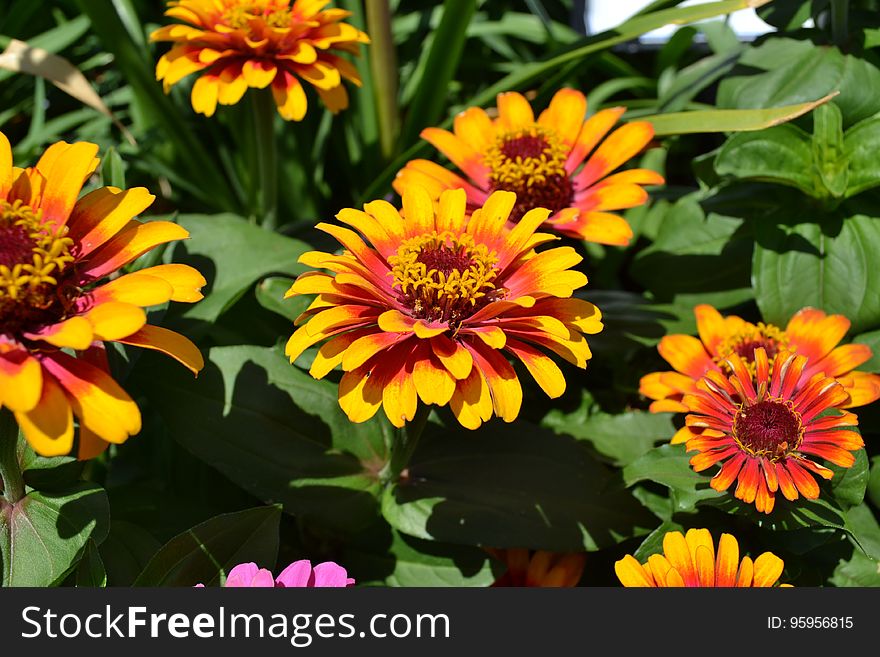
[381,404,431,484]
[365,0,400,161]
[0,410,24,504]
[252,89,279,230]
[831,0,849,49]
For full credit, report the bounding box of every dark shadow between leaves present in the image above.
[390,421,655,553]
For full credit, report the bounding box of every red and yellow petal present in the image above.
[0,350,43,412]
[14,374,74,457]
[41,352,141,445]
[117,325,204,375]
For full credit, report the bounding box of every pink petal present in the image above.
[275,560,314,588]
[225,562,275,587]
[312,562,355,587]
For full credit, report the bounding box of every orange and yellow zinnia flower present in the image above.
[683,348,862,514]
[284,186,603,429]
[393,89,663,245]
[615,528,789,587]
[489,548,585,587]
[640,304,880,444]
[0,132,204,458]
[150,0,369,120]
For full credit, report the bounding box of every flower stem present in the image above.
[252,89,279,231]
[381,404,431,484]
[0,410,24,504]
[365,0,400,161]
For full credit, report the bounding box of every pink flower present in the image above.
[195,560,355,588]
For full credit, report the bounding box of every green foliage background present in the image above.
[2,0,880,587]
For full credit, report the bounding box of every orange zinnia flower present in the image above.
[640,304,880,443]
[393,89,663,245]
[0,133,204,458]
[150,0,369,120]
[683,348,862,514]
[284,186,603,429]
[489,548,585,587]
[615,528,789,587]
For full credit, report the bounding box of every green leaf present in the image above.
[843,117,880,198]
[811,102,848,198]
[544,405,676,467]
[133,505,281,587]
[0,483,110,587]
[869,456,880,509]
[399,0,476,146]
[715,124,815,194]
[643,94,835,136]
[344,526,497,587]
[99,521,162,587]
[630,195,752,303]
[133,345,387,534]
[255,276,310,323]
[632,520,685,561]
[623,444,724,512]
[705,495,850,533]
[830,448,869,509]
[717,38,880,129]
[75,539,107,587]
[382,421,654,552]
[830,504,880,586]
[172,214,310,322]
[753,213,880,333]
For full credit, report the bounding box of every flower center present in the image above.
[388,231,502,327]
[733,398,804,461]
[0,200,75,335]
[222,1,292,30]
[716,324,788,373]
[485,126,573,223]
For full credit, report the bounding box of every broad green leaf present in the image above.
[644,94,834,136]
[382,421,655,551]
[99,521,162,587]
[868,455,880,510]
[830,504,880,586]
[717,38,880,129]
[753,213,880,333]
[843,117,880,198]
[132,345,387,534]
[630,195,752,303]
[623,444,724,511]
[0,483,110,587]
[172,214,310,322]
[632,520,685,561]
[715,124,815,194]
[544,405,676,467]
[75,539,107,587]
[133,505,281,587]
[255,276,311,323]
[344,526,497,587]
[705,495,851,533]
[830,448,869,510]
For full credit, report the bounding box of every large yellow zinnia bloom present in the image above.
[284,186,603,429]
[151,0,369,120]
[394,89,663,244]
[0,132,204,458]
[616,529,790,587]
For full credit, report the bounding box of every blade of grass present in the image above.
[399,0,476,147]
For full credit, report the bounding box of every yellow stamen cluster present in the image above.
[0,199,73,303]
[221,0,293,30]
[485,125,568,190]
[716,323,789,374]
[388,231,500,326]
